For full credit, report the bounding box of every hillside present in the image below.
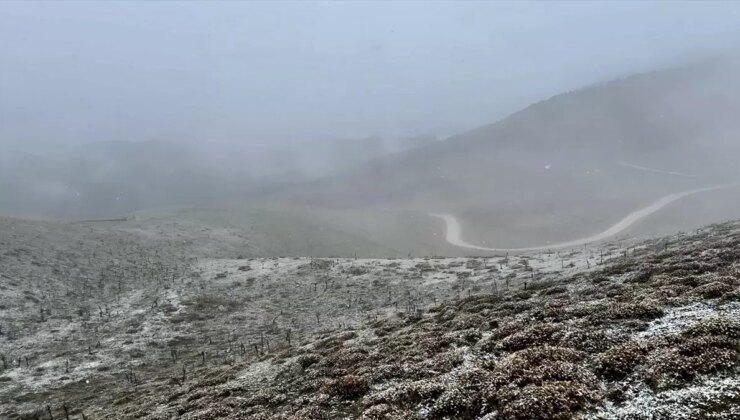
[0,135,438,221]
[5,62,739,252]
[0,140,256,220]
[1,216,739,419]
[281,61,740,248]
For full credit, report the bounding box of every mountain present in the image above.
[280,60,740,246]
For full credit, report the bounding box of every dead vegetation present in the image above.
[2,218,740,419]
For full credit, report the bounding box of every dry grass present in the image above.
[3,219,740,419]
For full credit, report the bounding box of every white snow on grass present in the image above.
[589,376,740,419]
[637,302,740,339]
[590,301,740,419]
[235,359,279,384]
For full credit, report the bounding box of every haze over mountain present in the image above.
[0,140,241,219]
[3,1,740,251]
[5,4,740,418]
[0,133,440,219]
[3,57,740,254]
[4,1,740,152]
[279,59,740,246]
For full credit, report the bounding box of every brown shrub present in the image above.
[450,313,487,330]
[597,340,650,379]
[488,346,600,419]
[355,363,401,383]
[646,338,738,389]
[685,316,740,338]
[330,347,369,369]
[428,385,478,417]
[414,334,453,356]
[542,285,568,296]
[321,374,369,400]
[556,327,627,353]
[594,300,664,321]
[443,328,482,345]
[644,317,740,389]
[296,353,321,369]
[360,404,408,420]
[478,321,526,352]
[497,381,597,420]
[693,281,734,299]
[313,331,357,351]
[498,323,563,351]
[456,297,501,314]
[364,380,445,407]
[182,293,240,312]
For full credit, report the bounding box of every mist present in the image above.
[2,1,740,220]
[6,4,740,417]
[3,1,740,149]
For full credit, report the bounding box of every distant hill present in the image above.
[4,60,739,244]
[0,134,439,219]
[279,60,740,246]
[210,134,439,183]
[0,140,253,219]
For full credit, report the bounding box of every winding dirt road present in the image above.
[616,161,696,177]
[431,182,740,253]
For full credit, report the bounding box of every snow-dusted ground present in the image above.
[118,220,740,420]
[636,301,740,339]
[590,377,740,420]
[3,246,605,416]
[4,212,637,418]
[591,300,740,419]
[3,216,739,419]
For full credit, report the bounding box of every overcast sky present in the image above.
[2,1,740,152]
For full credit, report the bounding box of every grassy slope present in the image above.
[122,205,482,258]
[119,207,414,258]
[1,215,594,419]
[124,221,740,419]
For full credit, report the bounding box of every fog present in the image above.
[3,1,739,150]
[2,1,740,221]
[7,4,740,417]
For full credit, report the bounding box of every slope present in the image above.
[281,60,740,248]
[6,219,737,419]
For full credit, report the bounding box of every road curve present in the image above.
[431,182,740,253]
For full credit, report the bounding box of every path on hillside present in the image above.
[431,182,740,253]
[617,161,696,177]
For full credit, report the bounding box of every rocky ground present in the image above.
[1,216,739,419]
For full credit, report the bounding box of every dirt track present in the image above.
[431,182,740,252]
